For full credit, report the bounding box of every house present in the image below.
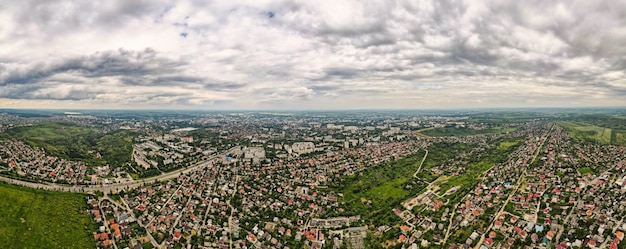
[113,230,122,240]
[485,238,494,246]
[400,225,410,234]
[399,235,407,243]
[173,231,182,241]
[99,232,109,240]
[494,220,502,229]
[531,233,539,243]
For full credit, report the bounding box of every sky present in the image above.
[0,0,625,110]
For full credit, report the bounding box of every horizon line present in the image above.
[2,106,626,112]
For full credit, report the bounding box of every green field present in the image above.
[464,112,558,124]
[419,126,518,137]
[556,121,626,145]
[328,139,522,248]
[497,140,521,150]
[328,151,428,226]
[578,167,596,175]
[0,182,96,248]
[329,138,521,227]
[434,140,521,196]
[615,132,626,145]
[0,122,137,168]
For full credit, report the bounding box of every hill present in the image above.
[0,122,137,168]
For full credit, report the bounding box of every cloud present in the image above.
[0,48,244,105]
[1,48,176,85]
[0,0,625,109]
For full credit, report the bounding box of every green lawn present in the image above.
[0,182,96,249]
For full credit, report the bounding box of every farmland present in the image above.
[556,121,626,145]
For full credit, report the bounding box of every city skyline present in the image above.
[1,0,625,110]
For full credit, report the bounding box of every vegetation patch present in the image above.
[614,131,626,145]
[329,151,428,226]
[556,121,623,145]
[498,140,520,150]
[0,122,138,168]
[419,126,518,137]
[577,167,596,175]
[0,182,96,248]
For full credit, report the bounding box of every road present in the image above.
[442,203,460,244]
[413,149,429,178]
[228,168,240,249]
[117,196,160,247]
[473,126,553,249]
[0,153,227,194]
[98,197,119,249]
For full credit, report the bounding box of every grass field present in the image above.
[616,132,626,145]
[419,126,518,137]
[498,140,520,150]
[330,151,428,225]
[0,182,96,248]
[578,167,596,175]
[432,139,522,196]
[556,121,626,145]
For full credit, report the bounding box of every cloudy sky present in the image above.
[1,0,625,110]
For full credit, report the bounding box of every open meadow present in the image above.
[556,121,626,145]
[0,182,96,249]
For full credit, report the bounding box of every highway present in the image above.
[0,154,226,194]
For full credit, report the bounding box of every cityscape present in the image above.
[1,0,626,249]
[0,110,626,249]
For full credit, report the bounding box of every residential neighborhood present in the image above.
[0,111,624,249]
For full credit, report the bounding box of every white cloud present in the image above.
[0,0,625,109]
